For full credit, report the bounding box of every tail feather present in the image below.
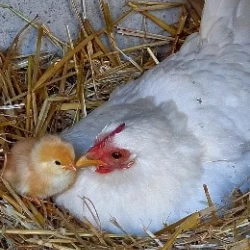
[200,0,250,44]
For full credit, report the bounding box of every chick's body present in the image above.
[3,135,76,200]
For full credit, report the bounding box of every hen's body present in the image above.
[56,0,250,234]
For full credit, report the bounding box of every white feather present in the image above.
[56,0,250,234]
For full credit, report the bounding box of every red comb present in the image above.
[89,123,125,151]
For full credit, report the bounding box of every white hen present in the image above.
[56,0,250,234]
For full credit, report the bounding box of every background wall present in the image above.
[0,0,184,54]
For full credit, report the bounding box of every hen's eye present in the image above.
[55,160,62,165]
[111,152,122,159]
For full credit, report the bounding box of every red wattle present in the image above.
[95,166,114,174]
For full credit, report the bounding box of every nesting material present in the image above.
[1,0,250,249]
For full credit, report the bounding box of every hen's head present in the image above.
[76,100,203,177]
[76,123,136,174]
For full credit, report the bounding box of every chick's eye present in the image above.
[111,151,123,160]
[55,160,62,165]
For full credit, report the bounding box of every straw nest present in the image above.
[0,1,250,249]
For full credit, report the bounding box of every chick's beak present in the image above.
[76,154,105,168]
[63,163,77,171]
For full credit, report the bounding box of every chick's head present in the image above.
[31,135,76,175]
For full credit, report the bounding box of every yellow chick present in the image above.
[3,135,77,204]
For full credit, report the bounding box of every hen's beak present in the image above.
[76,155,105,168]
[63,163,77,171]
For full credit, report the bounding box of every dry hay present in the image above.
[0,0,250,249]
